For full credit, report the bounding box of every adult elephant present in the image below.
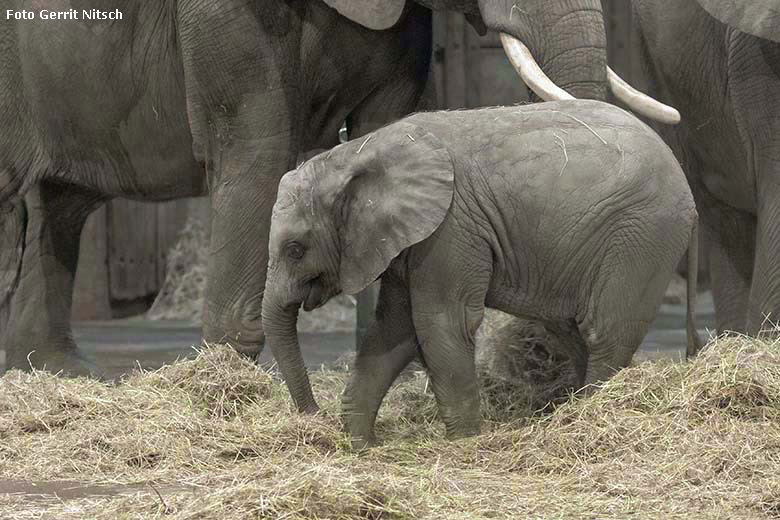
[0,0,672,376]
[633,0,780,334]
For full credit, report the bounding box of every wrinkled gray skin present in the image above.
[263,100,699,447]
[0,0,612,376]
[633,0,780,334]
[0,0,434,375]
[349,0,612,100]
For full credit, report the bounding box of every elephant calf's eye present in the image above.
[287,242,305,260]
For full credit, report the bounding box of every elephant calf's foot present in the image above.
[342,413,378,451]
[440,404,482,441]
[6,344,103,379]
[348,433,377,451]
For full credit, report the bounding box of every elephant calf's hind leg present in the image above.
[580,254,678,388]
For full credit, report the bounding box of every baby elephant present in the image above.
[262,99,700,448]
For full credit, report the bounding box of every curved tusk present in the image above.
[499,32,574,102]
[500,30,682,125]
[608,67,681,125]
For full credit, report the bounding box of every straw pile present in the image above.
[147,220,209,323]
[476,309,578,415]
[2,331,780,519]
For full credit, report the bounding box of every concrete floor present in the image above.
[0,293,716,379]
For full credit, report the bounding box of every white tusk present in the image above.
[608,67,681,125]
[500,30,682,126]
[500,32,574,102]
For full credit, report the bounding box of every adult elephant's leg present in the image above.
[345,4,432,139]
[200,138,297,354]
[342,271,417,449]
[704,205,755,334]
[688,146,755,334]
[747,182,780,334]
[3,182,104,376]
[727,32,780,334]
[177,0,301,354]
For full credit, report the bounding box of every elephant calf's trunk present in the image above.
[262,300,319,414]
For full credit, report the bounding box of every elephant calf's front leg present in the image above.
[412,304,484,440]
[342,273,418,449]
[407,231,490,440]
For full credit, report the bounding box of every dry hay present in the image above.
[476,309,579,417]
[3,333,780,518]
[147,220,209,323]
[147,218,356,332]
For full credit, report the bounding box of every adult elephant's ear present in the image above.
[697,0,780,42]
[321,0,406,30]
[318,122,454,295]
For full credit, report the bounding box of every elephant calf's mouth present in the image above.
[302,275,331,312]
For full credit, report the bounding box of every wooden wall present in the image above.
[72,197,209,320]
[72,2,651,320]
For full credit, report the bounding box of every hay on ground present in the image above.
[147,220,209,323]
[476,309,578,416]
[2,333,780,518]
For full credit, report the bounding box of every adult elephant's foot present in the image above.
[230,338,265,360]
[201,322,265,360]
[350,436,376,452]
[213,336,265,361]
[5,342,102,379]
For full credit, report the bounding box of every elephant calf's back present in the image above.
[431,101,696,315]
[454,101,696,242]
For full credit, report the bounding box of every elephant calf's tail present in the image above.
[0,199,26,323]
[686,216,703,359]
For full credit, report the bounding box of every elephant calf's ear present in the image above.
[696,0,780,42]
[336,123,455,295]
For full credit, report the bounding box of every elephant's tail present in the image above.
[0,199,27,324]
[686,215,703,359]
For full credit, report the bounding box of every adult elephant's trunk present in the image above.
[261,290,319,414]
[484,0,680,124]
[481,0,608,100]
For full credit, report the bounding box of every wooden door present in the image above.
[73,197,208,319]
